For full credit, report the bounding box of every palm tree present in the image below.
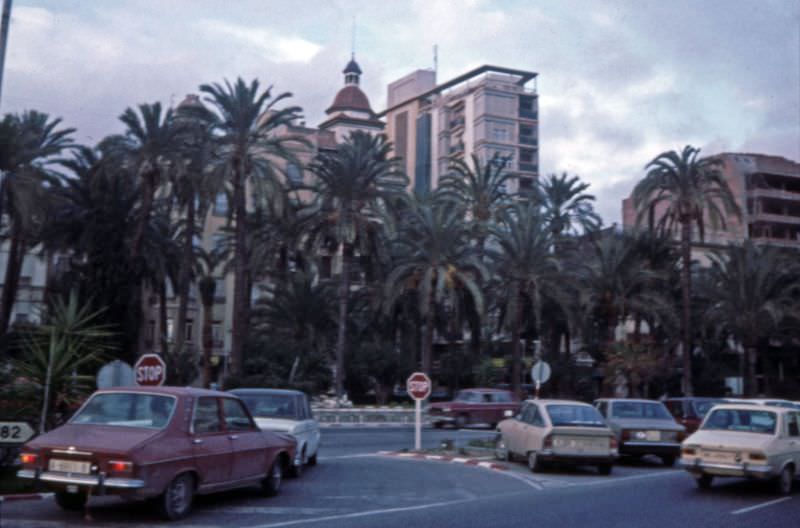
[537,172,601,242]
[488,203,560,398]
[632,145,740,395]
[384,196,487,375]
[437,153,515,250]
[703,242,800,396]
[199,77,306,376]
[307,131,407,398]
[0,111,74,336]
[194,246,225,387]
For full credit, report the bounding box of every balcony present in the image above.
[519,135,537,146]
[449,116,465,129]
[519,162,537,173]
[748,188,800,201]
[750,212,800,225]
[518,109,538,120]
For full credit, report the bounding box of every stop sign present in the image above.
[134,354,167,386]
[406,372,432,401]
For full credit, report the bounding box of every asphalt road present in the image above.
[2,427,797,528]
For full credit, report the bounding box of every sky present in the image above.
[3,0,799,225]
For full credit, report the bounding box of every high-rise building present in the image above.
[381,65,539,196]
[622,152,800,255]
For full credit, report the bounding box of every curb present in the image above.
[377,451,508,471]
[0,492,53,503]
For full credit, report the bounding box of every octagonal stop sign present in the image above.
[134,353,167,386]
[406,372,432,401]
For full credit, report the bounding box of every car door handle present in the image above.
[229,435,239,440]
[192,438,204,445]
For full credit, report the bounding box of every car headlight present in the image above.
[634,430,647,440]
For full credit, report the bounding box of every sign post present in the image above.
[134,354,167,386]
[406,372,432,451]
[530,360,551,399]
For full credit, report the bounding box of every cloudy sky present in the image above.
[3,0,799,224]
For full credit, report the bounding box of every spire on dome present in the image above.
[343,54,362,85]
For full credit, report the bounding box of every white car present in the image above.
[230,388,321,477]
[680,403,800,494]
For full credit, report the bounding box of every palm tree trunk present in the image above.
[230,157,248,376]
[680,220,694,396]
[202,299,213,388]
[421,304,434,375]
[746,346,758,396]
[174,199,195,359]
[510,284,523,400]
[158,280,168,355]
[334,242,352,399]
[0,226,25,335]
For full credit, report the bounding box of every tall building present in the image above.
[622,152,800,255]
[381,65,539,196]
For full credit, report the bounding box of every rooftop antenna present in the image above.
[351,15,356,58]
[433,44,438,74]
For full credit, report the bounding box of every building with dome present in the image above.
[318,55,384,141]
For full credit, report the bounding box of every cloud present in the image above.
[195,19,322,64]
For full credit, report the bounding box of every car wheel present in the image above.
[527,451,545,473]
[597,464,612,475]
[55,490,88,511]
[455,414,469,429]
[775,465,793,495]
[696,474,713,489]
[262,458,283,497]
[290,448,306,478]
[159,473,194,521]
[433,421,443,429]
[661,455,676,467]
[494,436,509,461]
[308,452,318,466]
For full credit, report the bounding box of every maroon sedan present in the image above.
[18,386,296,520]
[428,388,521,429]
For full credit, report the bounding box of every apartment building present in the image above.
[622,152,800,257]
[381,65,539,196]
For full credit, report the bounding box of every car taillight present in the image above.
[682,447,696,456]
[108,460,133,473]
[20,453,38,465]
[543,435,553,449]
[610,437,618,449]
[621,430,631,441]
[748,452,767,461]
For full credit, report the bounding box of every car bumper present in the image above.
[619,441,681,457]
[537,449,618,466]
[678,459,774,479]
[17,469,145,491]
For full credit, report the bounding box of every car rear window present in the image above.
[691,400,725,417]
[546,405,606,427]
[236,393,300,419]
[71,393,176,429]
[611,401,672,420]
[703,409,777,434]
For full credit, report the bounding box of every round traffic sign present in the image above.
[406,372,432,401]
[97,360,135,389]
[134,354,167,386]
[531,361,551,384]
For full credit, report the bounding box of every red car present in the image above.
[663,397,726,434]
[428,388,521,429]
[17,386,297,520]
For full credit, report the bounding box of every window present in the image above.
[595,401,608,418]
[166,318,174,342]
[611,401,672,420]
[213,192,228,216]
[193,397,222,434]
[72,393,176,429]
[222,398,255,431]
[788,413,799,437]
[212,323,223,346]
[185,320,194,342]
[491,127,509,142]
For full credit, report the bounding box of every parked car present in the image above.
[746,398,799,409]
[17,387,296,520]
[680,403,800,494]
[664,397,727,434]
[428,388,520,429]
[229,388,320,477]
[495,399,617,474]
[594,398,685,466]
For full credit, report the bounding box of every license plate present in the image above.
[646,431,660,441]
[702,450,734,463]
[49,459,91,474]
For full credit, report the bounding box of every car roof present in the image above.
[707,403,791,412]
[524,399,595,406]
[228,388,305,396]
[595,398,665,404]
[95,386,229,398]
[664,397,725,401]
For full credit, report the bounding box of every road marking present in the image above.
[316,453,377,460]
[731,497,792,515]
[569,470,684,487]
[212,506,345,515]
[249,498,474,528]
[493,469,545,490]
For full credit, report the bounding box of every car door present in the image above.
[221,397,268,481]
[786,412,800,466]
[520,404,546,455]
[190,396,231,486]
[298,394,320,458]
[503,403,527,455]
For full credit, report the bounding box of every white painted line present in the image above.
[495,470,545,490]
[732,497,792,515]
[452,457,470,463]
[213,506,343,515]
[249,498,473,528]
[426,455,445,460]
[570,470,684,487]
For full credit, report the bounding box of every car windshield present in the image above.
[702,409,777,434]
[546,404,606,427]
[71,393,175,429]
[237,393,299,419]
[611,401,672,420]
[692,400,725,417]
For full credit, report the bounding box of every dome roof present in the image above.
[326,85,373,115]
[343,58,362,75]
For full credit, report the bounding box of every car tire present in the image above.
[696,474,713,489]
[455,414,469,429]
[262,458,283,497]
[598,464,612,475]
[433,421,443,429]
[775,465,793,495]
[55,490,88,511]
[308,452,318,466]
[527,451,545,473]
[289,448,305,478]
[661,455,676,467]
[159,473,194,521]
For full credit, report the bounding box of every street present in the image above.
[1,427,797,528]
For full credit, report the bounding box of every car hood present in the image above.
[27,424,162,454]
[685,430,775,451]
[609,418,684,432]
[254,417,298,433]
